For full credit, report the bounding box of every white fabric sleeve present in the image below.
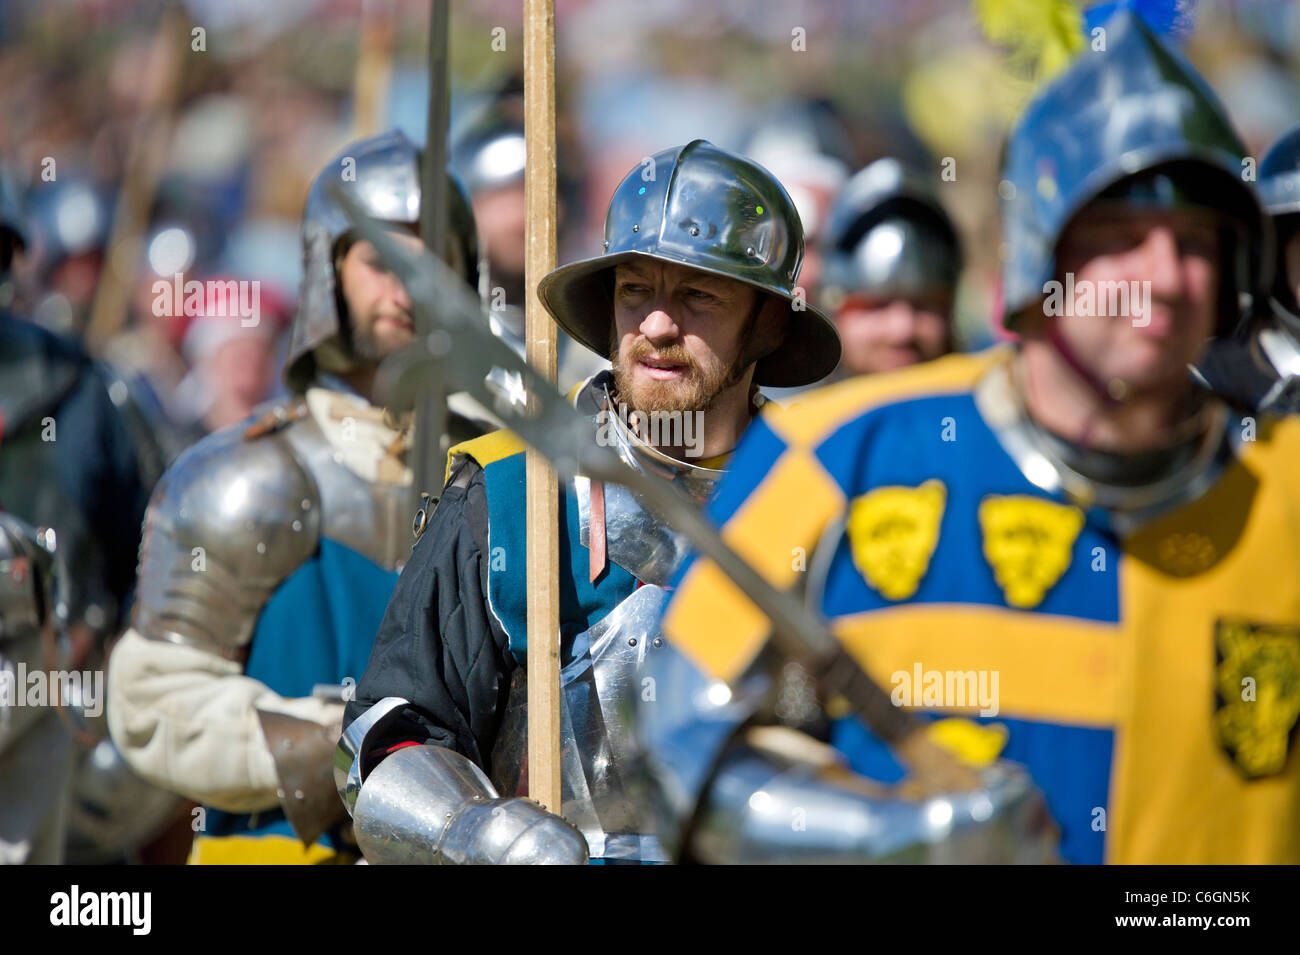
[106,628,345,813]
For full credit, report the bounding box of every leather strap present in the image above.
[243,399,309,440]
[589,478,607,584]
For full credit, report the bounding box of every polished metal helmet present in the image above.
[451,114,526,195]
[1257,125,1300,332]
[1259,125,1300,218]
[538,140,841,387]
[820,158,961,311]
[999,10,1269,335]
[286,129,480,393]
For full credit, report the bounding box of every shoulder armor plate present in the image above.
[132,403,322,653]
[277,412,412,571]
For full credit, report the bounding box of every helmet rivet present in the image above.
[689,226,700,236]
[628,638,638,647]
[746,246,755,256]
[602,240,609,249]
[631,224,639,232]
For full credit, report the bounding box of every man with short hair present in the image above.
[634,12,1299,865]
[339,139,841,865]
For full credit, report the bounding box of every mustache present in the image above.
[623,339,698,372]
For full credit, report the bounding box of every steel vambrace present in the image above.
[337,697,588,865]
[687,739,1059,865]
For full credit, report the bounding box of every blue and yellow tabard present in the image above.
[190,538,399,865]
[663,347,1300,864]
[443,429,641,669]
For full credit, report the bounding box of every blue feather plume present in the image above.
[1084,0,1198,42]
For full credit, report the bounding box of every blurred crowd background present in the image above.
[1,0,1299,477]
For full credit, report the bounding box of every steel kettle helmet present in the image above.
[821,157,961,311]
[538,139,841,387]
[1257,125,1300,332]
[286,129,480,393]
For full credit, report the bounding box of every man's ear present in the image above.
[740,295,789,368]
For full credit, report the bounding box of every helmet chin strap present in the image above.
[1036,320,1212,453]
[1038,323,1129,448]
[1046,323,1128,403]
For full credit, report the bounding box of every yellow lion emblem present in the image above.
[845,480,946,601]
[978,495,1084,609]
[1215,620,1300,777]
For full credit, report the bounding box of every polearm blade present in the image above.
[522,0,563,817]
[333,183,978,795]
[411,0,452,519]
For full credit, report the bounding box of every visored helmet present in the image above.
[538,139,840,387]
[286,129,480,393]
[821,158,961,311]
[999,10,1269,335]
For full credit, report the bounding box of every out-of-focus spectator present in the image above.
[174,283,289,434]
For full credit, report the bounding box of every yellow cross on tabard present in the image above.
[978,495,1084,609]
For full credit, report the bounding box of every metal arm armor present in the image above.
[337,698,589,865]
[631,641,1058,864]
[131,411,321,657]
[690,743,1057,864]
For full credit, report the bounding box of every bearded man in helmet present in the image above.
[106,130,492,864]
[632,11,1300,864]
[338,139,841,864]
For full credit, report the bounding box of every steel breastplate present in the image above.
[280,414,412,573]
[574,391,726,586]
[489,584,671,863]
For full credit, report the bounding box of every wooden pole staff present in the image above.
[523,0,562,815]
[85,8,187,354]
[352,0,396,139]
